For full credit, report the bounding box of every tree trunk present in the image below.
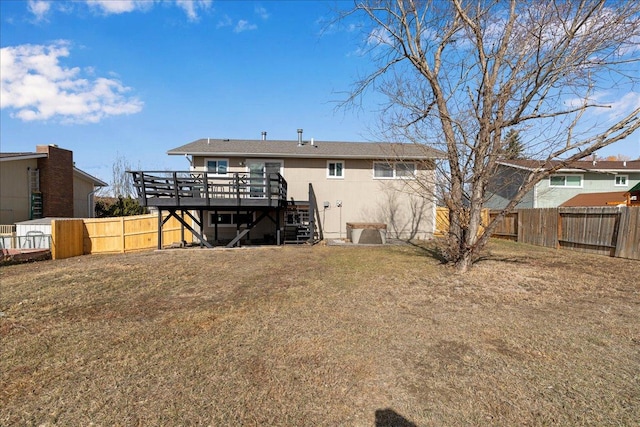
[454,249,473,273]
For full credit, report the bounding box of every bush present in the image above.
[95,196,148,218]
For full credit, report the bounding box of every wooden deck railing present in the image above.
[129,171,287,208]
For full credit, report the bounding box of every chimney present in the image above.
[261,131,267,141]
[297,129,303,146]
[36,145,74,218]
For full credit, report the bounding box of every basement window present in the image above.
[209,212,254,227]
[549,174,582,188]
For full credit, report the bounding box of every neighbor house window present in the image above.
[549,174,582,188]
[209,211,254,227]
[206,159,228,175]
[615,175,628,187]
[373,162,416,179]
[327,161,344,178]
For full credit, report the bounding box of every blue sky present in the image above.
[1,0,381,183]
[1,0,639,186]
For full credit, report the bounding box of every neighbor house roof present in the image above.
[0,152,48,161]
[560,191,628,207]
[1,151,107,187]
[497,159,640,173]
[73,167,108,187]
[627,182,640,193]
[168,138,446,160]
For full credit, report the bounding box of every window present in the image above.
[615,175,628,187]
[373,162,416,179]
[395,162,416,178]
[327,161,344,178]
[209,211,254,227]
[549,174,582,188]
[206,159,228,175]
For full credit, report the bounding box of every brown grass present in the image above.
[1,240,638,426]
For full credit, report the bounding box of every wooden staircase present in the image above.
[284,202,313,244]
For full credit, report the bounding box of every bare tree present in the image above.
[108,152,136,198]
[341,0,640,272]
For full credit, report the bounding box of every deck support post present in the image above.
[157,208,163,250]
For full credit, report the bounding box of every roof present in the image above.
[168,138,446,160]
[0,152,48,161]
[498,159,640,173]
[628,181,640,193]
[559,191,628,207]
[1,151,107,187]
[73,167,108,187]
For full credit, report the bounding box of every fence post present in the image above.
[556,210,562,249]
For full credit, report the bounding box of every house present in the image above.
[627,182,640,206]
[132,130,445,246]
[0,145,107,224]
[486,159,640,209]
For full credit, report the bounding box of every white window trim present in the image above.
[209,211,254,228]
[614,175,629,187]
[205,158,230,176]
[549,174,583,188]
[327,160,345,179]
[373,161,416,179]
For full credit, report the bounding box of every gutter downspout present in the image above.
[87,188,100,218]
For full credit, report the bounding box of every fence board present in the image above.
[51,219,84,259]
[437,206,638,260]
[517,208,558,248]
[434,207,489,237]
[558,207,620,257]
[616,207,640,260]
[488,211,518,240]
[82,213,193,254]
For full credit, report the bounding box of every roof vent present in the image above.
[297,129,303,147]
[624,161,627,167]
[261,131,267,141]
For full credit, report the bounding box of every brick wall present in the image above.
[37,145,74,217]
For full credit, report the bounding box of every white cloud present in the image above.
[0,42,143,124]
[255,6,269,20]
[234,20,257,33]
[28,0,51,22]
[176,0,212,22]
[83,0,211,20]
[216,14,233,29]
[85,0,140,14]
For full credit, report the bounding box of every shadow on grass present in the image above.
[375,408,417,427]
[406,240,449,264]
[405,239,527,267]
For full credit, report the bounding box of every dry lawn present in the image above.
[1,240,638,426]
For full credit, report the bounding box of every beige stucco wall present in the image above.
[192,156,437,240]
[0,159,37,224]
[73,173,97,218]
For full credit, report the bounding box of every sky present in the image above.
[1,0,639,188]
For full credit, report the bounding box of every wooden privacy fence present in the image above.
[435,207,490,237]
[51,213,193,259]
[487,207,639,260]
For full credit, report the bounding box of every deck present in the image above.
[130,171,288,209]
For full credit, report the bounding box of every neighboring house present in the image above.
[627,182,640,206]
[0,145,107,224]
[134,131,445,245]
[486,159,640,209]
